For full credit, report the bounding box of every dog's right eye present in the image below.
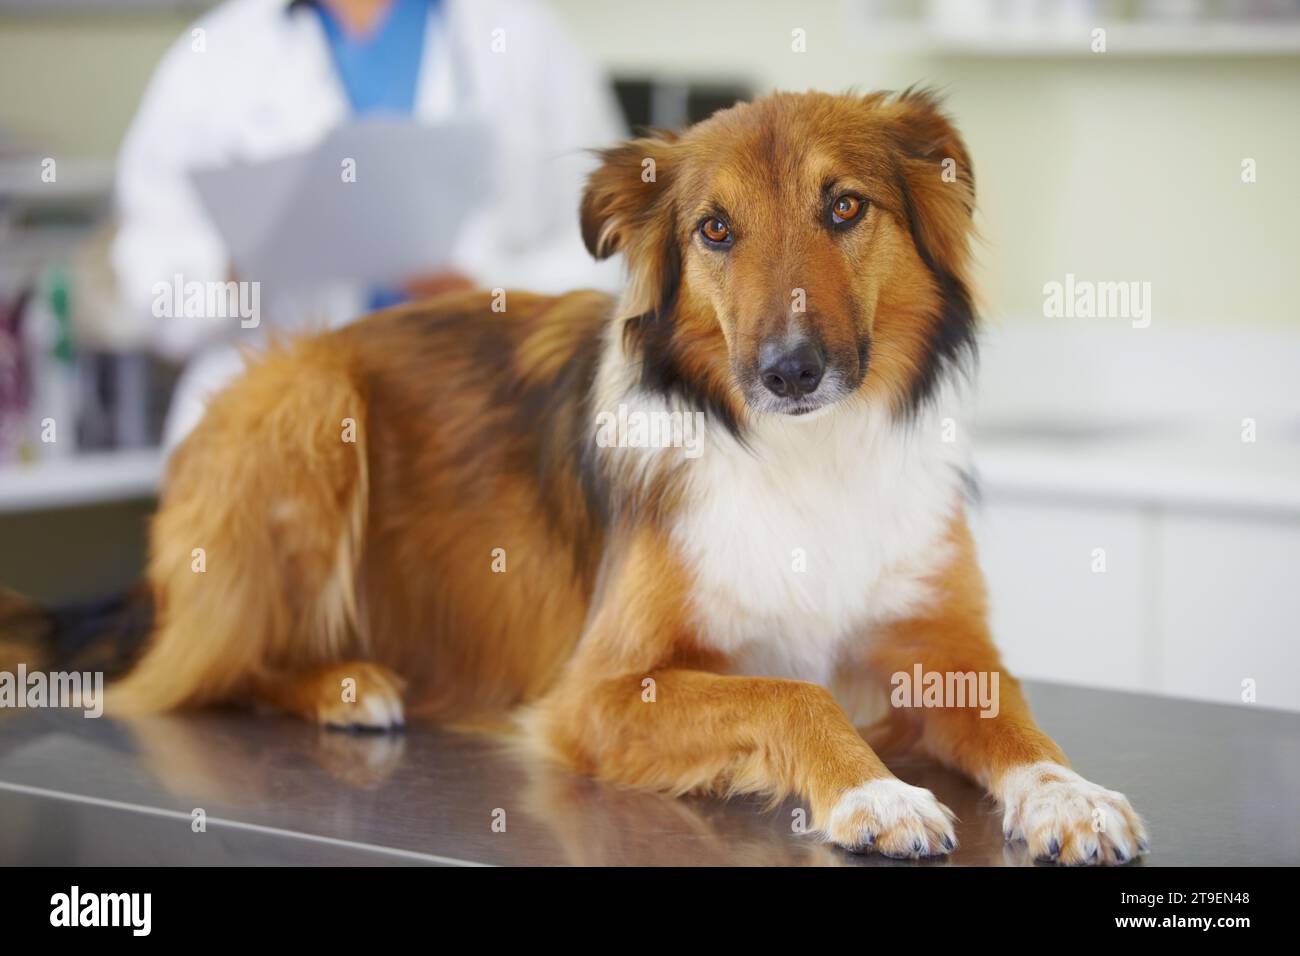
[699,217,732,246]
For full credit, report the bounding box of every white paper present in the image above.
[190,118,493,287]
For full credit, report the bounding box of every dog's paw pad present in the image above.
[316,663,406,732]
[824,778,957,859]
[1000,762,1148,866]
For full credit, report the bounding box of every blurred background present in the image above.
[0,0,1297,710]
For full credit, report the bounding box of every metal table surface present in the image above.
[1,681,1296,866]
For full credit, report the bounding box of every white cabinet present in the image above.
[971,494,1300,712]
[1157,513,1300,711]
[972,497,1150,693]
[966,319,1300,710]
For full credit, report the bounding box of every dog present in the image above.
[110,89,1148,864]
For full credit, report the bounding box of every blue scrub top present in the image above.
[312,0,439,309]
[312,0,435,115]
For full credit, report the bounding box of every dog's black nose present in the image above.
[760,340,826,398]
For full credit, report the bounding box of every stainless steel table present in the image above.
[1,681,1296,865]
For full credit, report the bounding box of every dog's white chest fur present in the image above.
[670,400,968,684]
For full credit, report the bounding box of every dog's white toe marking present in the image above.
[321,674,405,732]
[999,761,1148,866]
[824,778,957,858]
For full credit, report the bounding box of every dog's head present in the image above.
[581,89,977,421]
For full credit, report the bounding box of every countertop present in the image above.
[0,681,1296,866]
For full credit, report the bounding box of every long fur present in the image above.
[108,90,1147,863]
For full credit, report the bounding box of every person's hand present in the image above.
[400,269,476,301]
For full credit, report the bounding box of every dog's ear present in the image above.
[882,89,975,282]
[580,132,680,317]
[580,132,676,259]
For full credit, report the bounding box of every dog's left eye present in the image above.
[831,194,866,226]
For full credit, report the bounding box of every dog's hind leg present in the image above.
[107,336,403,728]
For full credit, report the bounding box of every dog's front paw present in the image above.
[823,778,957,859]
[999,762,1148,865]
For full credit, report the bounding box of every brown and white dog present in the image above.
[111,89,1148,864]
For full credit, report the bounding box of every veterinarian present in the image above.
[110,0,626,448]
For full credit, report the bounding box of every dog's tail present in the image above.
[0,586,153,681]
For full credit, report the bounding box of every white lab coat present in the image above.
[111,0,626,447]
